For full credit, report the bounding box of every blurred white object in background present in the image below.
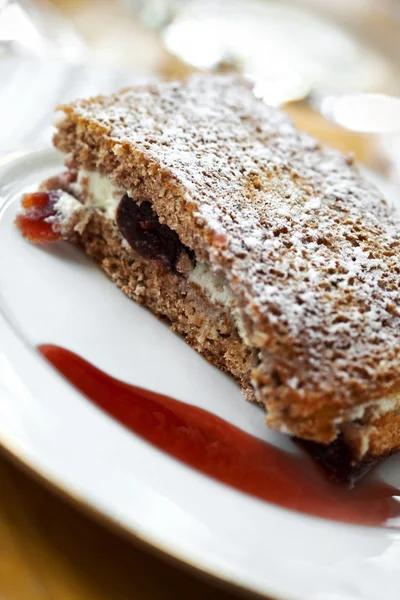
[0,56,150,154]
[314,93,400,134]
[0,0,86,60]
[310,92,400,181]
[126,0,398,105]
[0,0,150,155]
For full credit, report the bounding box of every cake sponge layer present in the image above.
[51,74,400,456]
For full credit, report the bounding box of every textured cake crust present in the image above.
[52,74,400,460]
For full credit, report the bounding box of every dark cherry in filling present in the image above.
[116,195,193,273]
[296,437,376,486]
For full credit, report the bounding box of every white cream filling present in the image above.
[50,191,79,217]
[335,395,400,457]
[75,169,124,219]
[46,191,90,235]
[188,262,251,345]
[188,262,234,308]
[336,396,399,425]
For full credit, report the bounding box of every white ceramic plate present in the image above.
[2,147,400,600]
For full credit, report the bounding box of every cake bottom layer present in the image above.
[74,211,259,401]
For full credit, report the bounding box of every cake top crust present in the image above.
[55,75,400,429]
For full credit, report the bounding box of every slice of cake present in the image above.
[17,75,400,480]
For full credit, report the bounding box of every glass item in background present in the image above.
[0,0,86,60]
[0,1,152,155]
[125,0,400,105]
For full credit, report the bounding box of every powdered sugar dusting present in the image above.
[60,75,400,404]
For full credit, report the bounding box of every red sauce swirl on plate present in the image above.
[39,344,400,527]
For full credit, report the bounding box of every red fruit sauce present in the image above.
[16,191,62,243]
[39,344,400,527]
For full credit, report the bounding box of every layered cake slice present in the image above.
[17,75,400,479]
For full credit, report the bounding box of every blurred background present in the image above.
[1,0,400,180]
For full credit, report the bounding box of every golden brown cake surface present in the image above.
[36,74,400,460]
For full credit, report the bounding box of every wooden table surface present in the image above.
[0,2,384,599]
[0,452,242,600]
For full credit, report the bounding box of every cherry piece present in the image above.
[116,195,192,273]
[16,190,63,243]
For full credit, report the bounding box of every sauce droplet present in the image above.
[16,191,62,243]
